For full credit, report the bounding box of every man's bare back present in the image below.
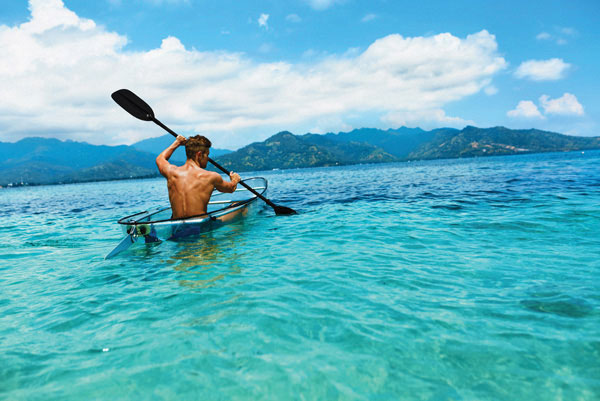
[156,135,241,219]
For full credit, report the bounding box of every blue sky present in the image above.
[0,0,598,149]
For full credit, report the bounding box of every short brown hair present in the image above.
[185,135,212,159]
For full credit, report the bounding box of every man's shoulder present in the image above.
[204,170,222,182]
[191,168,220,180]
[167,163,186,174]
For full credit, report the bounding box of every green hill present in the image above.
[214,126,600,173]
[0,137,158,186]
[1,126,598,186]
[215,131,398,171]
[407,126,600,160]
[318,127,440,158]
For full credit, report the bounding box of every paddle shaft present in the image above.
[152,117,281,210]
[111,88,296,214]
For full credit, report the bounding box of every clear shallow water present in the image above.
[1,151,599,400]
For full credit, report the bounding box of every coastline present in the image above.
[2,148,596,189]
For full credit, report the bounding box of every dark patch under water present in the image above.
[521,296,595,318]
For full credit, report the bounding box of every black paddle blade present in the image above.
[273,205,297,216]
[111,89,155,121]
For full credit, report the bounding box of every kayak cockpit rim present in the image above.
[116,177,268,226]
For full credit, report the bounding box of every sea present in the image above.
[1,150,599,400]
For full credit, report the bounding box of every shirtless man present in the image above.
[156,134,241,219]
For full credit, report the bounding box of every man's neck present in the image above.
[186,158,202,168]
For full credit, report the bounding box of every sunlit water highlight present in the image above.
[1,151,599,400]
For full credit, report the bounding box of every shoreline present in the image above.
[1,148,596,189]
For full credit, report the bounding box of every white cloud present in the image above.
[258,43,273,54]
[559,27,577,36]
[484,85,498,95]
[258,13,269,29]
[361,14,376,23]
[0,1,507,148]
[515,58,570,81]
[382,109,475,129]
[507,93,584,120]
[536,32,551,40]
[304,0,342,11]
[309,116,353,134]
[507,101,544,119]
[535,27,577,45]
[286,14,302,23]
[540,93,584,116]
[144,0,190,4]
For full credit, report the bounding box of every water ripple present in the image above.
[1,151,600,400]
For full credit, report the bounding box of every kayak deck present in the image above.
[105,177,267,259]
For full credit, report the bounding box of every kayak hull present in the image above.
[105,177,267,259]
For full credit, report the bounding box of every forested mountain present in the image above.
[0,137,157,185]
[1,126,598,186]
[216,131,397,171]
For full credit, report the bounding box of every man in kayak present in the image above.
[156,134,241,219]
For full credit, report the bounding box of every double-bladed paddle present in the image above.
[111,89,297,215]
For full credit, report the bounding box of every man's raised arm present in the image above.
[213,171,242,193]
[156,135,186,177]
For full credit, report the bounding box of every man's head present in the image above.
[185,135,211,167]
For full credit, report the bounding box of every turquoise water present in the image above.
[1,151,599,400]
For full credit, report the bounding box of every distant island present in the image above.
[1,126,599,187]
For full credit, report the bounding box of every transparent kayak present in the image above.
[105,177,267,259]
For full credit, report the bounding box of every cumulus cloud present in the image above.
[382,109,475,129]
[361,14,376,23]
[536,32,551,41]
[515,58,570,81]
[536,27,577,45]
[507,101,544,119]
[484,85,498,95]
[0,0,507,147]
[540,93,584,116]
[559,27,577,36]
[144,0,190,5]
[508,93,584,119]
[286,14,302,23]
[258,13,269,29]
[304,0,342,11]
[258,43,273,54]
